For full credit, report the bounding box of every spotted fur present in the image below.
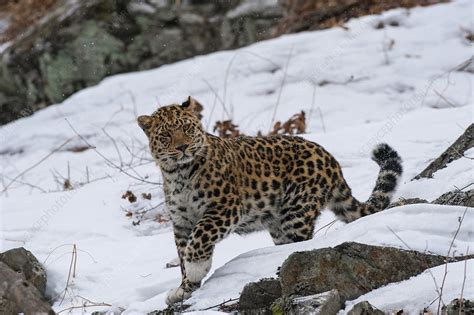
[137,98,403,305]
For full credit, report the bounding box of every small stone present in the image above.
[388,198,428,208]
[239,278,282,312]
[271,290,341,315]
[348,301,384,315]
[442,298,473,315]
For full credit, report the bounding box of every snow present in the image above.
[342,259,474,314]
[0,0,473,313]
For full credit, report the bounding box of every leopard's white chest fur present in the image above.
[163,169,204,227]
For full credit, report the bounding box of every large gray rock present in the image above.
[0,247,47,295]
[271,290,341,315]
[0,261,54,314]
[279,242,451,303]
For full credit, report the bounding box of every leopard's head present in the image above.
[137,97,206,165]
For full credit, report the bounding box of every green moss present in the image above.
[39,20,125,103]
[39,52,77,103]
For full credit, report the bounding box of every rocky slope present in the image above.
[0,0,448,125]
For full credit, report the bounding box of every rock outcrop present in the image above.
[279,242,449,301]
[0,0,451,126]
[0,247,47,295]
[0,0,283,125]
[237,242,472,314]
[388,189,474,209]
[0,248,53,314]
[433,189,474,208]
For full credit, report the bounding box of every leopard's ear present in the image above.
[181,96,192,108]
[137,115,153,135]
[181,96,203,120]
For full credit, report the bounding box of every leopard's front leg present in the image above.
[183,211,237,284]
[166,222,197,305]
[166,207,240,305]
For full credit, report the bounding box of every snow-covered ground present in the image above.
[0,0,473,313]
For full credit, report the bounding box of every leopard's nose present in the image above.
[176,144,189,153]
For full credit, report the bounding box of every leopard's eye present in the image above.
[158,133,171,145]
[183,123,194,135]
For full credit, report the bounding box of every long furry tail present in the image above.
[330,143,403,223]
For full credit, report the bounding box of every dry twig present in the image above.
[269,45,294,131]
[59,244,77,305]
[437,207,469,313]
[65,119,161,185]
[1,137,75,194]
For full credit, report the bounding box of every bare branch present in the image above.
[65,119,161,185]
[437,207,469,313]
[102,128,124,167]
[1,137,75,194]
[269,45,294,131]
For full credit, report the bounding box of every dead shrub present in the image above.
[122,190,137,203]
[213,120,244,138]
[267,111,306,136]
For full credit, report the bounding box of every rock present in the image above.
[388,197,428,209]
[413,124,473,180]
[0,247,47,295]
[239,278,282,314]
[0,0,284,125]
[432,189,474,207]
[442,298,474,315]
[0,262,54,314]
[348,301,384,315]
[279,242,452,303]
[271,289,341,315]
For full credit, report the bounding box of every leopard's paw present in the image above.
[166,286,192,305]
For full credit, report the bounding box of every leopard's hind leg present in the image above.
[269,181,328,245]
[268,204,317,245]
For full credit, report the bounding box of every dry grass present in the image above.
[0,0,58,43]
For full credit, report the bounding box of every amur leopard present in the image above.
[137,97,403,305]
